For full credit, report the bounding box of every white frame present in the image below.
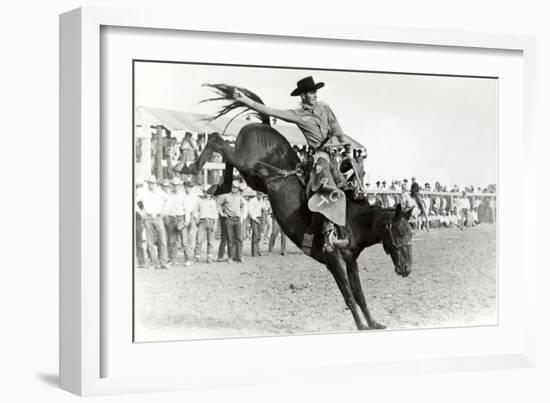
[60,7,537,396]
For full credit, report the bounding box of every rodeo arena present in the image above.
[134,105,498,341]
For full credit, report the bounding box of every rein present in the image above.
[383,222,411,254]
[256,161,298,185]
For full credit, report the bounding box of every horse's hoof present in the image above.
[370,321,386,330]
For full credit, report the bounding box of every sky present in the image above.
[134,61,498,188]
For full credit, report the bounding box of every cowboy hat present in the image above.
[290,76,325,96]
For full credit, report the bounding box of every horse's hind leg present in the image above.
[346,259,386,329]
[325,252,369,330]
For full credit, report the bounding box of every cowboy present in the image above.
[233,76,352,252]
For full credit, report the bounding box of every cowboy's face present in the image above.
[231,185,238,193]
[147,182,156,191]
[300,90,317,107]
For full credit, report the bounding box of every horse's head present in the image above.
[382,204,414,277]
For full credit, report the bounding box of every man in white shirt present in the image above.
[247,192,264,257]
[181,181,199,266]
[138,176,169,269]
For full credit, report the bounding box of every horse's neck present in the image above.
[365,209,392,246]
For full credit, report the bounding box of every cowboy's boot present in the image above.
[322,220,349,253]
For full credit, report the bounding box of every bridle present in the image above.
[382,222,412,255]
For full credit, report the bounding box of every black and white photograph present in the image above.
[133,60,498,342]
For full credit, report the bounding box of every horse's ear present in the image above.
[404,207,413,220]
[394,203,402,219]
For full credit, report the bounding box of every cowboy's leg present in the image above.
[312,153,348,249]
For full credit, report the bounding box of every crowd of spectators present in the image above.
[364,177,497,231]
[135,175,286,270]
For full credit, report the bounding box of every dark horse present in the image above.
[177,84,414,330]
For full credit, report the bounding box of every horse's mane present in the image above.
[348,199,396,231]
[200,83,271,126]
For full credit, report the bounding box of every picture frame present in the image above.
[60,7,537,396]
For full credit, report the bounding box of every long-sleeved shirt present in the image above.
[197,197,219,220]
[247,100,346,149]
[165,191,187,216]
[140,189,168,216]
[182,192,200,220]
[217,192,245,218]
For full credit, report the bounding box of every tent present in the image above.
[136,106,365,148]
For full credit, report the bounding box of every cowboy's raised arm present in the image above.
[233,89,301,124]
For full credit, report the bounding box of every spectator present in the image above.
[410,177,429,232]
[268,214,287,255]
[135,180,147,267]
[247,192,264,257]
[216,204,231,262]
[138,176,169,269]
[181,181,199,266]
[164,177,185,264]
[260,195,272,241]
[194,188,218,263]
[217,181,246,263]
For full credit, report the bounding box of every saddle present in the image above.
[297,150,365,227]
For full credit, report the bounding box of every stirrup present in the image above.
[323,229,349,253]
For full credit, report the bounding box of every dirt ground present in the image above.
[134,224,497,342]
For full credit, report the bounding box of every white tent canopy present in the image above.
[136,106,365,148]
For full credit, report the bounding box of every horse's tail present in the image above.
[200,83,271,127]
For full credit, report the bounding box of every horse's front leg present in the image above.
[175,133,236,176]
[346,259,386,329]
[325,251,369,330]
